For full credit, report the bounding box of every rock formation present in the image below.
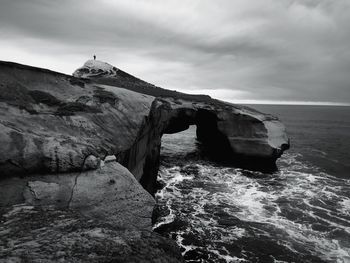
[0,59,289,262]
[74,60,290,191]
[0,162,182,262]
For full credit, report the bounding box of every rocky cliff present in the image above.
[74,60,289,191]
[0,161,183,262]
[0,60,289,262]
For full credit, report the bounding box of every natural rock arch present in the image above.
[119,98,290,194]
[0,60,290,262]
[0,60,289,194]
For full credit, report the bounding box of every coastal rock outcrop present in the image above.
[0,61,154,177]
[0,162,182,262]
[0,59,289,262]
[73,60,289,191]
[0,60,289,188]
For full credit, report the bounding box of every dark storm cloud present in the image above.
[0,0,349,104]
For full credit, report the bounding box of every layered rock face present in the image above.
[0,60,289,187]
[0,61,183,262]
[0,60,289,262]
[73,60,289,191]
[0,61,154,177]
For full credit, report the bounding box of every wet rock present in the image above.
[0,205,183,263]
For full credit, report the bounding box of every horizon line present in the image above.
[226,100,350,106]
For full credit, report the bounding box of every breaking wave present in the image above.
[153,127,350,263]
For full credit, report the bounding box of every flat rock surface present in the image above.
[0,205,183,263]
[0,162,182,262]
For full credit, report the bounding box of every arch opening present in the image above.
[160,108,279,173]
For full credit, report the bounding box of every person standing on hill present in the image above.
[93,55,96,60]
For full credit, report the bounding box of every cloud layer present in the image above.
[1,0,349,104]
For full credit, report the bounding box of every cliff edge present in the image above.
[0,59,289,262]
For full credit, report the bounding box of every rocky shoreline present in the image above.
[0,60,289,262]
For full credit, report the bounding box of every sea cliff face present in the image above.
[0,60,289,262]
[73,60,289,192]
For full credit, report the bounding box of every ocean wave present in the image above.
[154,151,350,262]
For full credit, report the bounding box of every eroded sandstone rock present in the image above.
[0,61,154,177]
[0,60,289,262]
[0,60,289,190]
[0,162,182,262]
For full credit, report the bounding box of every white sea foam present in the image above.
[339,199,350,217]
[154,147,350,262]
[210,248,248,263]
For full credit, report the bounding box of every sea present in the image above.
[152,105,350,263]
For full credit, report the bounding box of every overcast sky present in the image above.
[1,0,349,105]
